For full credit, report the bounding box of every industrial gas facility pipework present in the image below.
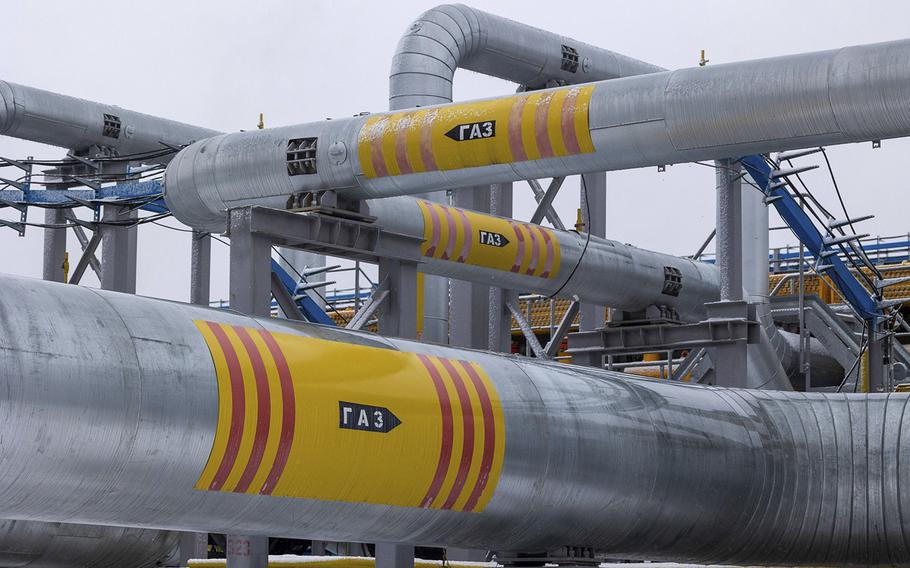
[2,4,910,568]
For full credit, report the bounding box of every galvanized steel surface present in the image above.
[0,520,179,568]
[165,39,910,230]
[0,80,219,160]
[388,4,663,110]
[0,274,906,565]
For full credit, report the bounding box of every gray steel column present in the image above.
[100,205,138,293]
[578,173,606,331]
[179,532,208,566]
[711,159,748,385]
[451,186,492,349]
[378,258,418,340]
[488,182,515,352]
[375,543,415,568]
[190,230,211,306]
[868,321,886,392]
[228,208,272,318]
[226,535,268,568]
[226,208,271,565]
[42,208,67,282]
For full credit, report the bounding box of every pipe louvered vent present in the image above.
[662,266,683,297]
[102,114,121,139]
[287,138,318,176]
[560,45,579,73]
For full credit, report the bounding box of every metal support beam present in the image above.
[346,277,390,331]
[578,172,606,331]
[543,297,580,358]
[64,209,100,277]
[488,183,515,353]
[375,543,415,568]
[451,186,492,349]
[507,301,546,358]
[68,231,102,285]
[178,532,209,566]
[378,258,418,340]
[190,230,211,305]
[226,535,268,568]
[271,271,306,321]
[867,320,886,392]
[100,205,138,293]
[42,208,67,282]
[228,208,272,317]
[528,177,566,229]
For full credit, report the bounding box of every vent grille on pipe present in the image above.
[102,114,121,139]
[287,137,318,176]
[560,45,579,73]
[662,266,683,297]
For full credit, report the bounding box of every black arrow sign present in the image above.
[339,401,402,433]
[478,229,510,248]
[444,120,496,142]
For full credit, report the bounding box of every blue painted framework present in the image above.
[739,155,880,320]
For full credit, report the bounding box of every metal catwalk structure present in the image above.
[0,274,908,566]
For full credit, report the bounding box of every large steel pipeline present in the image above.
[0,273,906,565]
[389,4,663,343]
[0,80,219,160]
[389,4,663,110]
[165,39,910,230]
[0,520,179,568]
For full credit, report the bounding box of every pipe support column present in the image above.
[451,186,492,349]
[42,208,67,282]
[226,535,268,568]
[100,205,138,293]
[378,258,419,340]
[488,183,515,352]
[228,208,272,318]
[190,230,211,306]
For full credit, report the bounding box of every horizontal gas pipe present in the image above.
[0,80,220,161]
[0,273,907,565]
[0,520,179,568]
[371,196,836,389]
[164,39,910,229]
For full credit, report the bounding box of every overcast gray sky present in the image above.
[2,0,909,303]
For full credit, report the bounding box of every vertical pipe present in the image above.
[578,172,607,330]
[715,159,743,302]
[488,182,515,353]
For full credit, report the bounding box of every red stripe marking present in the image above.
[508,96,529,162]
[510,222,526,273]
[458,360,496,512]
[561,88,581,155]
[534,93,555,159]
[256,329,296,495]
[539,227,555,279]
[418,354,454,508]
[424,202,443,258]
[525,223,540,276]
[394,115,413,175]
[419,110,438,172]
[231,326,271,493]
[369,118,389,178]
[439,358,474,510]
[205,322,246,491]
[455,208,472,263]
[440,205,458,261]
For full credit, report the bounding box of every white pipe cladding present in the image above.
[0,274,909,565]
[164,39,910,231]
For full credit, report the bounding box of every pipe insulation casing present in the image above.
[165,39,910,231]
[0,80,220,159]
[0,274,908,565]
[389,4,664,109]
[0,520,179,568]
